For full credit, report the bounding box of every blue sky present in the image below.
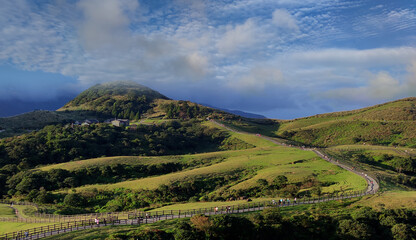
[1,0,416,119]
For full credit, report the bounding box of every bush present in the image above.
[63,193,86,207]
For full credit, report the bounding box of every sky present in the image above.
[1,0,416,119]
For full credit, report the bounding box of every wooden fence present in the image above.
[0,188,374,240]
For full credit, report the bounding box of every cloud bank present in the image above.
[0,0,415,118]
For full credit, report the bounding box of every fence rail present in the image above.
[0,188,375,240]
[0,217,52,224]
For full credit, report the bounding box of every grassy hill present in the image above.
[270,98,416,147]
[58,81,169,119]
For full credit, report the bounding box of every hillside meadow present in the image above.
[57,129,366,195]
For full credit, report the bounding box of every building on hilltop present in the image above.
[80,119,99,126]
[112,119,130,127]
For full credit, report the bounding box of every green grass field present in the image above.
[150,197,274,212]
[12,205,39,219]
[328,145,416,157]
[38,155,181,171]
[0,204,15,218]
[0,222,54,235]
[353,190,416,210]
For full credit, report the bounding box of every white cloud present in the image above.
[165,52,210,81]
[406,61,416,95]
[226,66,284,92]
[323,72,402,103]
[1,0,416,118]
[291,47,416,66]
[76,0,139,51]
[217,18,259,54]
[272,9,299,31]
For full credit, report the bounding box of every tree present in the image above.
[174,220,204,240]
[190,215,212,233]
[63,193,85,207]
[209,215,255,240]
[272,175,288,189]
[134,229,173,240]
[338,219,374,239]
[261,208,282,225]
[391,224,414,240]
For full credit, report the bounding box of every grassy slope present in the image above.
[0,222,53,234]
[0,204,15,218]
[0,204,55,235]
[53,121,366,195]
[38,156,181,171]
[274,98,416,147]
[353,191,416,210]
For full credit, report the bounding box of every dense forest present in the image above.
[0,121,228,168]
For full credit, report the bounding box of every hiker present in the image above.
[294,197,297,204]
[215,207,218,213]
[94,218,98,225]
[103,218,107,226]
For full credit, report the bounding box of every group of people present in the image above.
[94,218,107,225]
[214,206,232,213]
[272,198,297,206]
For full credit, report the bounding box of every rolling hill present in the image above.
[58,81,169,119]
[272,98,416,147]
[0,81,238,138]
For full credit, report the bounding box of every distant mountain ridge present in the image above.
[0,96,75,117]
[200,104,267,119]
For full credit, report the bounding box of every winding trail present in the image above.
[210,120,379,194]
